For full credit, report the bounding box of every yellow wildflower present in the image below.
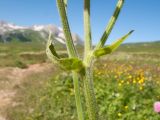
[128,75,132,79]
[139,86,143,91]
[118,113,122,117]
[118,83,122,86]
[124,105,128,109]
[133,80,136,84]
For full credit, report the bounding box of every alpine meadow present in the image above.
[0,0,160,120]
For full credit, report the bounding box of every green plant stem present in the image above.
[84,0,92,56]
[95,0,124,49]
[84,63,98,120]
[56,1,84,120]
[49,0,132,120]
[72,72,84,120]
[83,54,99,120]
[83,1,98,118]
[56,0,78,58]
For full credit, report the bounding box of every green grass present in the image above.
[0,41,83,67]
[0,41,160,67]
[1,41,160,119]
[5,60,160,120]
[0,42,46,67]
[118,41,160,53]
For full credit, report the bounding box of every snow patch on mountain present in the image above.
[0,20,83,45]
[31,25,45,31]
[0,21,27,32]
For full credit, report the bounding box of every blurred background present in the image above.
[0,0,160,120]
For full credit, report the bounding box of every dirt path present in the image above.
[0,63,54,120]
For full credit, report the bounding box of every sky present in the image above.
[0,0,160,44]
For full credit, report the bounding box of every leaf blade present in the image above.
[46,32,60,63]
[94,30,134,57]
[110,30,134,51]
[95,0,125,49]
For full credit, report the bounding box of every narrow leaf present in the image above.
[110,30,134,51]
[46,32,60,63]
[94,30,134,57]
[96,0,125,49]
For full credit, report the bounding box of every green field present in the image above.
[0,41,160,67]
[0,42,46,68]
[0,41,160,120]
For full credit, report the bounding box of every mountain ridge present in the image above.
[0,20,83,46]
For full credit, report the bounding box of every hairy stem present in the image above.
[56,0,78,57]
[57,1,84,120]
[83,1,98,118]
[84,0,92,56]
[83,53,99,120]
[72,72,84,120]
[83,62,99,120]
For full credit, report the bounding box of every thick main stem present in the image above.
[83,0,98,119]
[72,72,84,120]
[83,57,99,120]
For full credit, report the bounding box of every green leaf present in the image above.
[94,30,134,57]
[95,0,125,49]
[109,30,134,51]
[49,44,60,59]
[59,58,84,71]
[93,46,112,57]
[46,32,60,63]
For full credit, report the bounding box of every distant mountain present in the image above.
[0,20,83,46]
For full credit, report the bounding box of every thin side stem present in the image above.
[72,72,84,120]
[84,0,92,56]
[57,1,84,120]
[95,0,124,49]
[56,0,78,58]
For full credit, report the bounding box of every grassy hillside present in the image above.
[0,41,159,68]
[0,42,46,68]
[118,41,160,53]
